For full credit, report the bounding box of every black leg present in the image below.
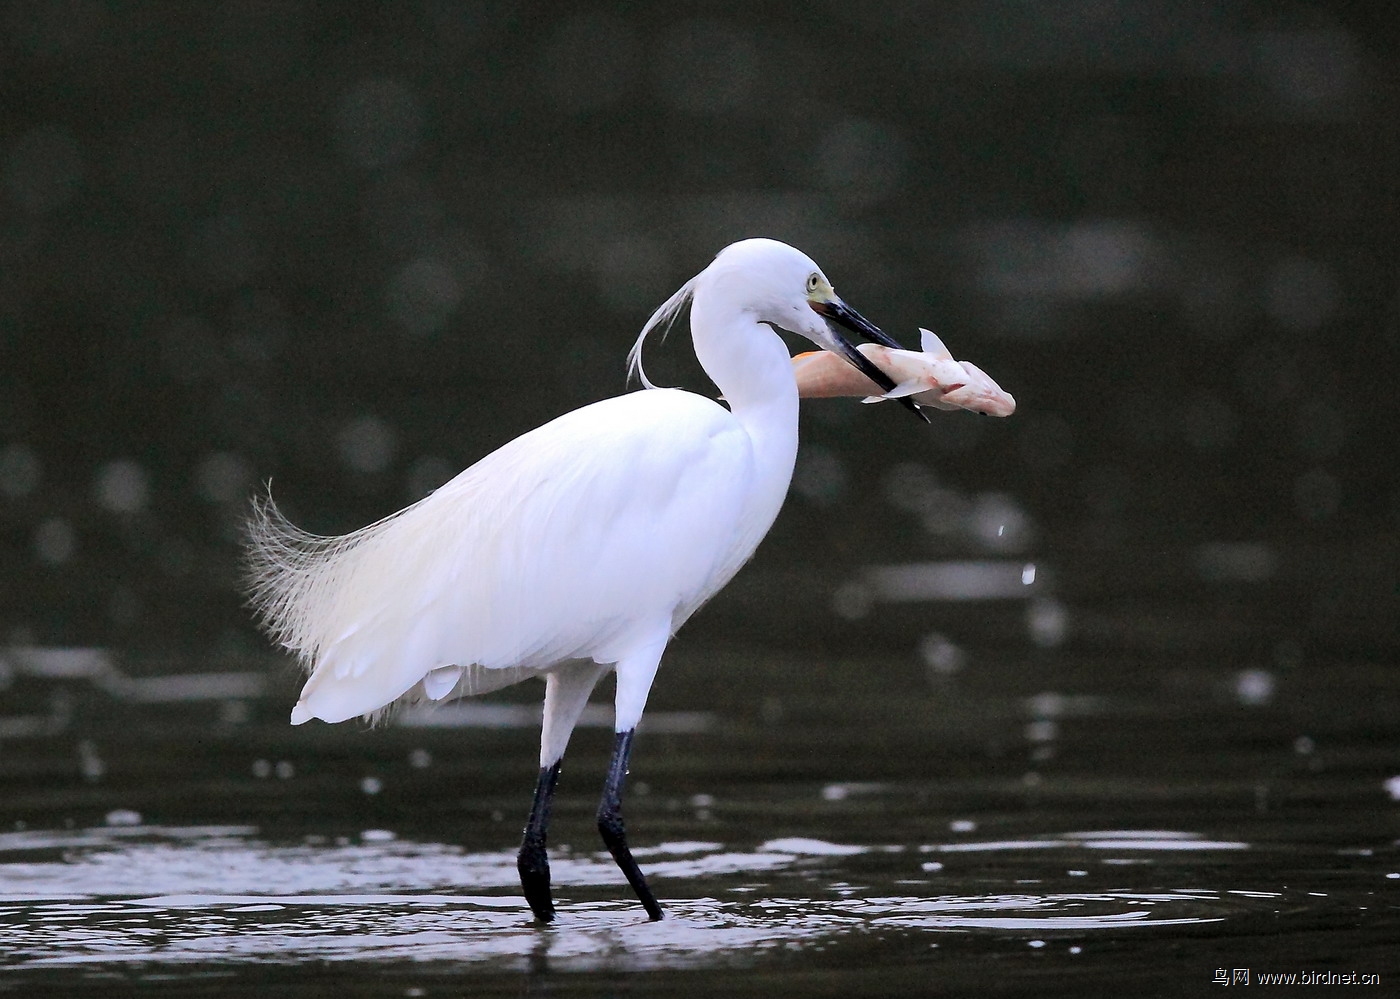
[518,760,561,923]
[597,728,663,921]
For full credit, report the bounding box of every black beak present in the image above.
[810,299,929,423]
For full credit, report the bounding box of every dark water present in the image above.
[2,543,1397,996]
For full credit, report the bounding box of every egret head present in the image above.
[631,238,928,420]
[705,238,928,420]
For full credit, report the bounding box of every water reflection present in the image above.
[0,822,1306,974]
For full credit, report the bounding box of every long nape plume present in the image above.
[627,273,696,389]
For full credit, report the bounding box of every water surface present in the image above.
[2,601,1396,995]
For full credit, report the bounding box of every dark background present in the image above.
[2,0,1396,663]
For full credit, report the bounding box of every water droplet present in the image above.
[971,493,1032,550]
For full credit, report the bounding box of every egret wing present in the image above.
[248,389,755,723]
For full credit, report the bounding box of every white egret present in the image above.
[245,237,924,923]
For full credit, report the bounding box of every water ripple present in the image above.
[0,824,1315,973]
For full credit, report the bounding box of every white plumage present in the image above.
[248,387,765,726]
[244,237,915,922]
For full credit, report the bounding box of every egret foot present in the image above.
[518,760,561,923]
[598,729,663,921]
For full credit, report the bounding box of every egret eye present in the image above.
[806,273,821,294]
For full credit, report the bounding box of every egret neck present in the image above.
[689,291,801,548]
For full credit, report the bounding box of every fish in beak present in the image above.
[808,298,930,423]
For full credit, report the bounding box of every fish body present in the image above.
[792,328,1015,417]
